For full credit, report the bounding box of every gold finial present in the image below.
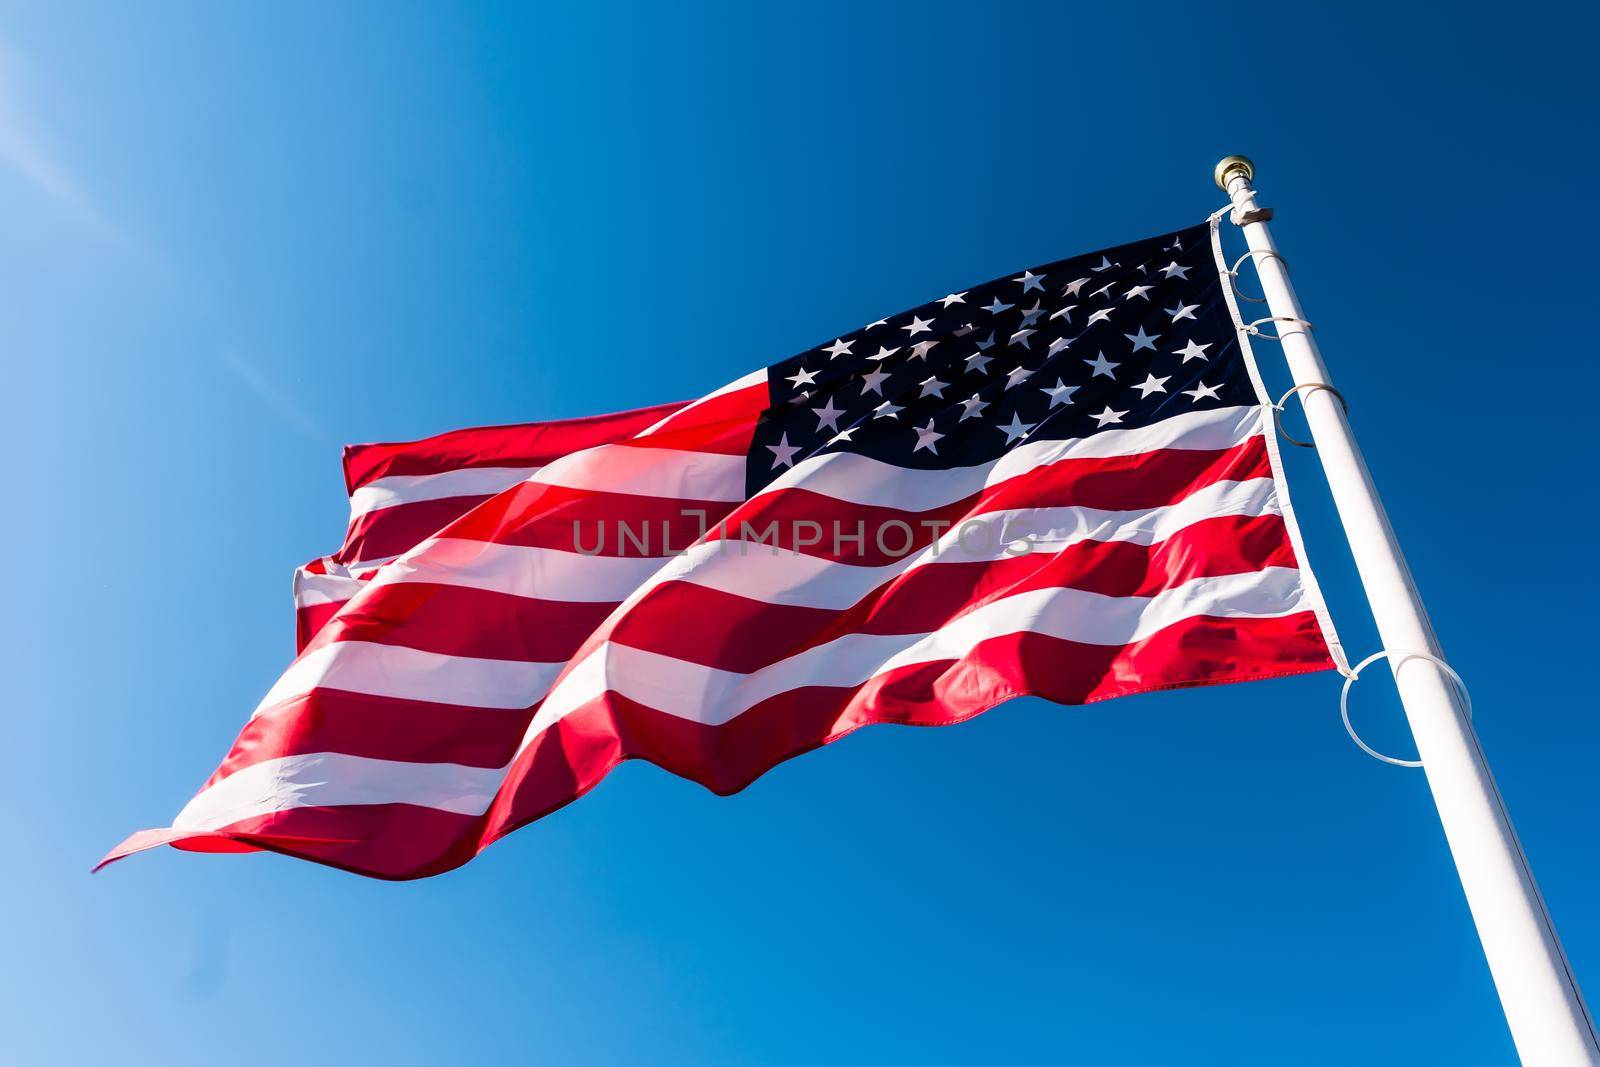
[1213,154,1254,191]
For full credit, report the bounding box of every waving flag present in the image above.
[103,219,1340,880]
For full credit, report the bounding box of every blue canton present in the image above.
[748,222,1247,495]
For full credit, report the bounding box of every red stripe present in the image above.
[100,804,488,882]
[307,582,616,663]
[336,494,495,565]
[625,408,761,456]
[630,382,770,454]
[295,601,345,653]
[343,400,688,491]
[207,689,534,783]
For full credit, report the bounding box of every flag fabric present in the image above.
[103,218,1342,880]
[291,400,688,652]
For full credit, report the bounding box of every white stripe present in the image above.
[531,444,746,502]
[366,537,669,603]
[646,475,1281,612]
[750,404,1263,515]
[705,367,768,397]
[293,570,366,608]
[253,640,561,718]
[349,466,539,521]
[534,565,1309,733]
[173,753,503,830]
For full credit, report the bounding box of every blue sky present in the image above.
[5,2,1598,1063]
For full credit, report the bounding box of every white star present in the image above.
[860,367,891,395]
[832,427,858,444]
[913,420,945,453]
[1009,327,1036,348]
[975,331,997,350]
[959,395,989,421]
[870,345,901,361]
[1084,351,1119,378]
[823,339,853,358]
[1086,308,1114,325]
[1091,282,1116,299]
[813,398,845,431]
[965,351,994,374]
[1061,277,1089,297]
[873,399,904,420]
[1019,302,1044,327]
[1049,304,1077,323]
[1174,339,1212,363]
[1184,381,1222,402]
[940,291,968,307]
[982,297,1014,315]
[1134,373,1170,397]
[767,433,801,468]
[1163,237,1183,252]
[865,319,888,329]
[1160,261,1191,279]
[786,366,819,388]
[1004,364,1034,388]
[1124,284,1152,301]
[919,375,948,398]
[903,315,934,336]
[1125,326,1160,352]
[954,323,975,336]
[1092,406,1127,427]
[1166,301,1199,323]
[1015,270,1046,293]
[998,412,1035,443]
[1040,379,1079,408]
[1046,336,1071,357]
[1092,255,1116,272]
[909,340,938,360]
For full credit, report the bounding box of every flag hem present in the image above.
[1208,215,1348,673]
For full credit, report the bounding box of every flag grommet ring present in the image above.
[1243,315,1313,342]
[1340,650,1471,768]
[1272,383,1347,448]
[1226,249,1288,304]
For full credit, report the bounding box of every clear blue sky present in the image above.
[5,3,1597,1063]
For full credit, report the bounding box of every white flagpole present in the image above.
[1213,155,1598,1065]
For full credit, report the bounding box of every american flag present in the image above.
[103,219,1340,880]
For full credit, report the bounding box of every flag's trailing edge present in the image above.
[102,219,1341,880]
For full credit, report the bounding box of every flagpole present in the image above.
[1213,155,1598,1065]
